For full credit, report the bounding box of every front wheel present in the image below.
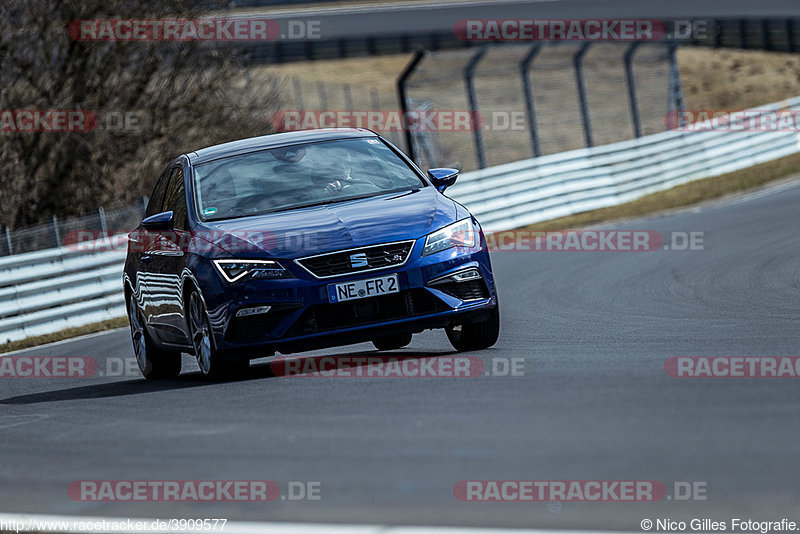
[127,292,181,380]
[188,290,248,378]
[445,307,500,352]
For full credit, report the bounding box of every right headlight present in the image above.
[422,218,477,256]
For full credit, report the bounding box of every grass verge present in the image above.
[524,151,800,231]
[4,151,800,353]
[0,317,129,354]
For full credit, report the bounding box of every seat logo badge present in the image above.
[350,253,368,268]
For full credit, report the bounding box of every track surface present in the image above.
[1,180,799,530]
[250,0,800,40]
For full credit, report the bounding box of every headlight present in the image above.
[422,219,477,256]
[213,259,293,283]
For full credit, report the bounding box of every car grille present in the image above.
[431,279,490,301]
[286,289,448,335]
[295,241,415,279]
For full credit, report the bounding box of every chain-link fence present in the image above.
[6,42,682,255]
[276,76,405,148]
[0,201,146,257]
[399,42,682,171]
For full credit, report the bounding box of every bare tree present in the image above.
[0,0,280,228]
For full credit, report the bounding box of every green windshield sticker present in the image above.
[203,207,218,216]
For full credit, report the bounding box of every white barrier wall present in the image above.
[448,96,800,230]
[2,97,799,343]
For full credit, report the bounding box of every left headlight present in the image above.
[422,218,477,256]
[213,259,294,283]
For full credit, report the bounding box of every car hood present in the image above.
[199,187,458,258]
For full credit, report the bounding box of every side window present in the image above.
[163,167,188,231]
[145,168,171,217]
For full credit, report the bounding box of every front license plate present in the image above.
[328,274,399,303]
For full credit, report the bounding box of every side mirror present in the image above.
[427,168,459,192]
[142,211,174,231]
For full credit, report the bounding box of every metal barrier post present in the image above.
[739,19,747,48]
[574,43,594,148]
[293,77,304,109]
[520,43,543,158]
[99,206,107,235]
[624,42,643,138]
[4,226,11,255]
[52,215,61,249]
[317,81,328,110]
[397,49,427,160]
[465,45,490,169]
[344,84,353,112]
[667,41,686,129]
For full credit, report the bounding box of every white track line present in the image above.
[0,513,632,534]
[0,327,127,357]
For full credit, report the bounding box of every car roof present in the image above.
[187,128,378,164]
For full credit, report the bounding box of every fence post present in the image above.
[397,48,427,160]
[464,45,490,169]
[667,41,686,130]
[762,19,771,50]
[317,81,328,110]
[624,41,643,138]
[520,43,543,158]
[98,206,107,235]
[293,77,304,109]
[574,42,594,148]
[52,215,61,248]
[739,19,747,48]
[344,84,353,112]
[4,226,12,255]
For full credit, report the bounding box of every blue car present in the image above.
[123,128,499,379]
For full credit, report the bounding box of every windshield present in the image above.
[192,137,425,221]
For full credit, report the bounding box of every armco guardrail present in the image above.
[0,241,126,343]
[2,97,799,343]
[448,96,800,230]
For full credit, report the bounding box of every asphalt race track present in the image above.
[247,0,800,41]
[1,179,799,531]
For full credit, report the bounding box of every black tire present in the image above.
[372,332,413,351]
[445,307,500,352]
[127,292,182,380]
[188,290,248,379]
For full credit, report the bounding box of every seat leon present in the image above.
[123,128,499,379]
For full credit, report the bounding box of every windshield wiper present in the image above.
[264,189,412,214]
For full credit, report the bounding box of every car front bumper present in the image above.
[199,238,497,356]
